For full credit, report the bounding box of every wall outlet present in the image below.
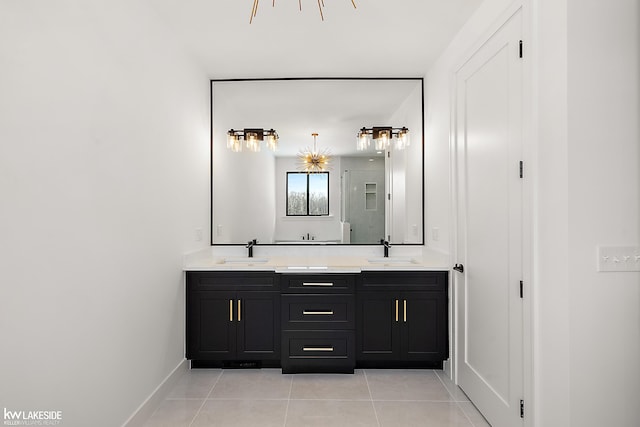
[597,246,640,272]
[195,228,203,242]
[432,227,440,242]
[216,225,223,237]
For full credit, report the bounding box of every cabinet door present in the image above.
[236,291,280,360]
[187,290,236,360]
[401,291,448,361]
[356,291,401,360]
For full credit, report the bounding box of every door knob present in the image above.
[453,264,464,273]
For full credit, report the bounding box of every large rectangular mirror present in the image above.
[211,78,423,245]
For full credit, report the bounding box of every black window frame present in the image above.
[286,172,330,216]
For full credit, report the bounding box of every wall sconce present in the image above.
[356,126,410,151]
[227,128,279,152]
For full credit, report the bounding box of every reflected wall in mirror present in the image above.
[211,78,423,245]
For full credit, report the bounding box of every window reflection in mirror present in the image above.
[211,78,423,245]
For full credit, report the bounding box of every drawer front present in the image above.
[187,271,279,291]
[280,274,355,293]
[358,271,448,291]
[281,330,355,374]
[282,295,355,330]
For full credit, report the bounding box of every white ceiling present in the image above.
[148,0,483,78]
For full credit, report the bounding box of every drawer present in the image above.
[280,274,355,293]
[281,330,355,374]
[187,271,279,291]
[358,271,448,291]
[282,295,355,330]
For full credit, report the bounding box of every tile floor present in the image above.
[144,369,490,427]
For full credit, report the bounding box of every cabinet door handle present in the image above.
[303,347,334,352]
[395,299,399,322]
[229,299,233,322]
[237,299,241,322]
[302,282,334,287]
[303,310,334,315]
[403,299,407,322]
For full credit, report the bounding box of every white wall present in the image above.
[389,84,423,243]
[565,1,639,425]
[0,1,209,426]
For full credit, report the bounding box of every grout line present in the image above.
[434,370,482,427]
[283,373,293,427]
[187,370,223,427]
[363,369,381,427]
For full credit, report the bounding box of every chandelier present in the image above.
[356,126,410,151]
[297,133,331,173]
[227,128,279,152]
[250,0,357,24]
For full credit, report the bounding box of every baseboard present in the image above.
[121,359,188,427]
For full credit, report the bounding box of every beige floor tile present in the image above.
[191,399,288,427]
[375,401,474,427]
[457,401,491,427]
[285,400,379,427]
[166,369,222,399]
[290,370,371,400]
[143,399,203,427]
[434,371,471,402]
[366,370,454,401]
[208,368,292,400]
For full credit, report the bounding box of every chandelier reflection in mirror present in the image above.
[297,133,332,173]
[227,128,279,152]
[356,127,410,151]
[250,0,357,23]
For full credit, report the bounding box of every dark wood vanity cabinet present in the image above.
[186,270,448,371]
[356,271,448,367]
[280,274,356,374]
[186,272,280,367]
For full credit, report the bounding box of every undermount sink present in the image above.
[220,257,269,264]
[367,257,418,264]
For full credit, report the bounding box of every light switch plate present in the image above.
[597,246,640,272]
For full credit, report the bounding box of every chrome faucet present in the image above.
[246,239,257,257]
[380,239,391,257]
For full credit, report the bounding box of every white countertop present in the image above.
[183,247,451,272]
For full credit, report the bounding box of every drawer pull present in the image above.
[403,299,407,322]
[303,310,334,315]
[302,282,334,287]
[229,299,233,322]
[237,299,241,322]
[303,347,334,352]
[395,299,399,322]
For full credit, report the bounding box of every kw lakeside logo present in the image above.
[3,408,62,426]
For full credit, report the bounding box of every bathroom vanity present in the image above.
[185,257,448,373]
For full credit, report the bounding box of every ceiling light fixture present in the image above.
[227,128,279,152]
[356,126,410,151]
[298,133,331,173]
[250,0,357,24]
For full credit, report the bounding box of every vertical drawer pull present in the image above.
[403,299,407,322]
[395,299,399,322]
[229,299,233,322]
[303,347,334,352]
[237,299,241,322]
[302,282,334,287]
[302,310,334,315]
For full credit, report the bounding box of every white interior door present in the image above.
[454,9,524,427]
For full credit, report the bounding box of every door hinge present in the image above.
[388,193,391,200]
[520,281,523,298]
[520,399,525,418]
[519,40,523,58]
[519,161,524,178]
